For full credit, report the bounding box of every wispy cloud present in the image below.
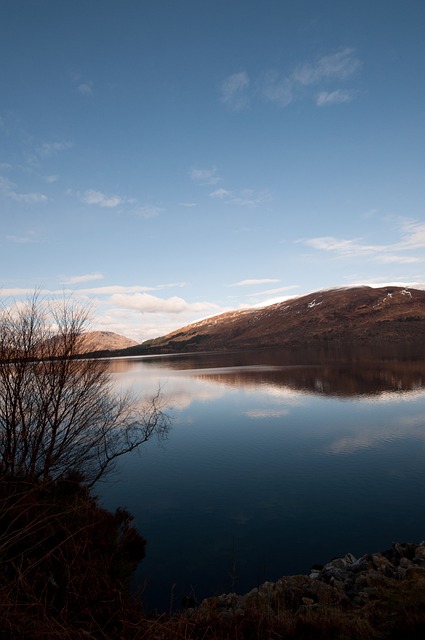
[252,285,299,298]
[189,166,221,185]
[6,230,40,244]
[129,204,164,218]
[261,71,293,107]
[38,141,74,157]
[179,202,197,208]
[190,168,271,207]
[229,190,272,207]
[61,273,104,285]
[398,221,425,250]
[0,283,184,299]
[374,255,421,264]
[82,189,125,208]
[316,89,355,106]
[77,188,164,218]
[71,72,94,95]
[292,48,360,85]
[70,285,154,296]
[230,279,280,287]
[210,188,232,199]
[221,48,360,110]
[77,81,93,95]
[303,236,378,255]
[300,220,425,264]
[26,140,74,167]
[0,176,48,204]
[220,71,250,111]
[210,187,272,207]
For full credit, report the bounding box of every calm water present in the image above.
[99,345,425,611]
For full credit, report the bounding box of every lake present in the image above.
[99,345,425,611]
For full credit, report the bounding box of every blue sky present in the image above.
[1,0,425,341]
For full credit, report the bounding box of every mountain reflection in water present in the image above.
[102,345,425,612]
[108,344,425,397]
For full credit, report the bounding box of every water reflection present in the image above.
[101,346,425,612]
[107,344,425,398]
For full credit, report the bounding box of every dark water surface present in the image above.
[99,345,425,611]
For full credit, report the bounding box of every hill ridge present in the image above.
[117,285,425,356]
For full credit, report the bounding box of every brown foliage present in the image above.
[0,477,146,639]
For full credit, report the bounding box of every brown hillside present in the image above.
[76,331,137,354]
[125,286,425,354]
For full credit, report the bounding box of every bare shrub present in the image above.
[0,293,170,486]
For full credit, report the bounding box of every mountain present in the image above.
[75,331,138,354]
[118,286,425,355]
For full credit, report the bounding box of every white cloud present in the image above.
[224,48,360,111]
[61,273,104,285]
[129,204,164,218]
[82,189,124,208]
[300,219,425,264]
[375,255,421,264]
[210,188,232,199]
[220,71,250,111]
[44,175,59,183]
[38,141,73,157]
[303,236,378,256]
[76,285,155,295]
[261,71,293,107]
[12,191,48,204]
[0,175,48,204]
[77,82,93,95]
[228,189,272,207]
[210,187,272,207]
[111,292,220,315]
[189,167,220,185]
[316,89,355,106]
[293,48,360,86]
[6,230,40,244]
[155,281,187,290]
[57,283,184,297]
[398,221,425,250]
[25,140,73,168]
[230,279,280,287]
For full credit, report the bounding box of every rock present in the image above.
[351,555,370,573]
[399,557,414,569]
[326,557,347,569]
[309,569,321,579]
[371,553,393,572]
[414,546,425,560]
[191,540,425,623]
[344,553,357,565]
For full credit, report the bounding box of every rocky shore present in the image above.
[187,541,425,623]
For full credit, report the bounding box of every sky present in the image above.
[1,0,425,342]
